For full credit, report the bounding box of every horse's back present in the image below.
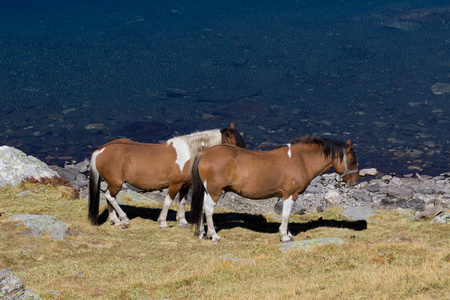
[94,140,184,190]
[199,145,294,199]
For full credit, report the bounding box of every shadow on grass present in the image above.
[96,206,367,235]
[212,212,367,235]
[96,205,177,226]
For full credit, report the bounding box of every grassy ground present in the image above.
[1,181,449,299]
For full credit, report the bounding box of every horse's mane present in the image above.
[291,136,347,161]
[169,129,222,162]
[221,128,246,148]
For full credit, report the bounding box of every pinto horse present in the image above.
[88,123,245,228]
[190,136,359,242]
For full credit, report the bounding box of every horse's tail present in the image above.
[190,154,205,236]
[88,148,103,225]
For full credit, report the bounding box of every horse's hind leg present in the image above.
[176,186,190,228]
[105,189,130,229]
[107,202,120,225]
[204,192,220,242]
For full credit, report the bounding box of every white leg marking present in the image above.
[167,139,190,172]
[107,202,120,225]
[204,192,220,241]
[105,190,130,228]
[157,194,173,228]
[177,197,188,227]
[279,195,294,242]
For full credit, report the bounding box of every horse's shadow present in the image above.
[97,205,168,225]
[97,206,367,235]
[212,212,367,236]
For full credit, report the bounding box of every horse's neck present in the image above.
[293,143,335,178]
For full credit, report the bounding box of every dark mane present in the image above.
[291,136,347,161]
[221,128,246,149]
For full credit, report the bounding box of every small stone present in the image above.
[382,175,393,181]
[431,82,450,95]
[352,190,373,203]
[387,186,413,201]
[324,189,341,204]
[406,198,425,210]
[431,212,450,224]
[359,168,378,176]
[84,123,107,131]
[388,177,401,186]
[365,184,380,193]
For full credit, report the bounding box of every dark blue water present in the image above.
[1,0,449,175]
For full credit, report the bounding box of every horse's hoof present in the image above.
[179,223,191,229]
[280,238,294,243]
[159,223,169,229]
[121,223,130,229]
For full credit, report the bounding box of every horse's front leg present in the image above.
[105,190,130,229]
[157,194,173,228]
[279,195,294,242]
[204,192,220,242]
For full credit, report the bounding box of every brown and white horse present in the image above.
[190,136,359,242]
[88,123,246,228]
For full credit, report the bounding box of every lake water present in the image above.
[0,0,449,175]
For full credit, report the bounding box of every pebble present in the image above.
[359,168,378,176]
[431,82,450,95]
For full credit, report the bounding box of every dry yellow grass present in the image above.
[0,182,449,299]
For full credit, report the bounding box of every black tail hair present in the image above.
[88,153,101,225]
[190,155,205,236]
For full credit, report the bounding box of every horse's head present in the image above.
[335,139,359,187]
[220,122,246,148]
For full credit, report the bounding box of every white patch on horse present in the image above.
[279,195,294,242]
[98,147,105,154]
[167,138,190,172]
[287,143,292,158]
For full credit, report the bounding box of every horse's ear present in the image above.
[346,139,353,149]
[229,122,235,129]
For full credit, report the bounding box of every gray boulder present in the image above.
[414,205,444,220]
[431,212,450,224]
[9,214,68,240]
[0,146,58,187]
[387,186,413,201]
[0,268,41,300]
